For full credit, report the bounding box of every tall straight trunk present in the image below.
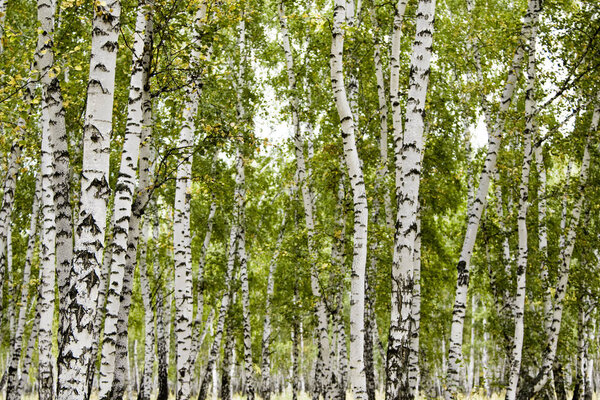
[386,0,436,398]
[505,20,538,400]
[112,19,154,399]
[33,0,72,343]
[330,1,369,398]
[98,1,152,397]
[57,0,120,393]
[232,18,255,400]
[517,100,600,399]
[445,1,539,397]
[174,5,207,397]
[278,4,331,398]
[5,173,40,400]
[261,211,287,400]
[38,103,58,400]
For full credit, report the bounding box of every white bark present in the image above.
[174,4,207,397]
[445,1,539,396]
[386,0,436,398]
[505,21,538,400]
[38,103,58,400]
[98,1,152,397]
[57,0,120,393]
[330,1,369,398]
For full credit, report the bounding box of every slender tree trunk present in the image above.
[445,1,539,397]
[505,20,538,400]
[38,102,58,400]
[57,0,120,393]
[330,1,370,398]
[261,211,287,400]
[33,0,73,345]
[97,2,152,397]
[386,0,436,398]
[5,173,40,400]
[172,4,208,398]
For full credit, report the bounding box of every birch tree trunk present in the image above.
[32,0,72,341]
[57,0,120,392]
[445,1,539,396]
[38,103,58,400]
[261,212,287,400]
[5,173,40,400]
[505,20,538,400]
[386,0,436,398]
[97,1,152,397]
[114,19,155,399]
[330,1,369,397]
[174,4,207,396]
[279,4,331,398]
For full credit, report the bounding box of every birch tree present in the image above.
[386,0,437,398]
[57,0,121,392]
[505,17,538,399]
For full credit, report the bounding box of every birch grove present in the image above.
[0,0,599,399]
